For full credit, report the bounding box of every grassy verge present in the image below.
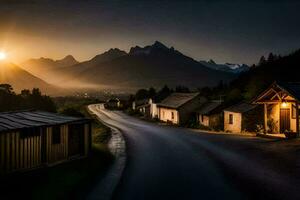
[0,105,114,200]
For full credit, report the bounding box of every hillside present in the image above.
[224,49,300,101]
[0,62,60,95]
[59,41,235,91]
[21,55,79,85]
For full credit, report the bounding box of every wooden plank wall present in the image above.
[0,131,42,174]
[46,125,68,164]
[84,123,91,156]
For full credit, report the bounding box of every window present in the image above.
[229,114,233,124]
[171,112,174,120]
[52,126,61,144]
[201,115,204,122]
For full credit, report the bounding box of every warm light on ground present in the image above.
[0,52,7,60]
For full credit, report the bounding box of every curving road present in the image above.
[88,104,300,200]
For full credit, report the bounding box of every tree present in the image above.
[175,85,190,93]
[267,53,275,63]
[0,84,14,94]
[135,89,149,100]
[258,56,267,66]
[155,85,172,102]
[148,87,156,98]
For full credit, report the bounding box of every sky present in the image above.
[0,0,299,65]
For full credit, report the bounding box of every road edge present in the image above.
[87,104,127,200]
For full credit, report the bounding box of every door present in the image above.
[280,108,291,133]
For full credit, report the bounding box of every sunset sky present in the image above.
[0,0,299,65]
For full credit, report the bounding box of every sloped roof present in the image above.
[196,101,222,115]
[157,92,200,109]
[135,98,151,107]
[0,110,89,132]
[224,102,257,113]
[276,82,300,101]
[253,82,300,103]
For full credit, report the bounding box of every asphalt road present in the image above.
[89,104,300,200]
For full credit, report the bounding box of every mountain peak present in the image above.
[129,41,172,56]
[56,55,78,66]
[152,41,168,49]
[91,48,127,63]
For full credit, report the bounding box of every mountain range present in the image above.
[199,59,249,73]
[1,41,250,95]
[21,41,240,92]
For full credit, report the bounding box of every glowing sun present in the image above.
[0,52,7,60]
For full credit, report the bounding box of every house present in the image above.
[0,110,91,175]
[132,98,158,118]
[105,98,120,109]
[196,101,224,130]
[253,82,300,135]
[157,93,206,125]
[224,102,263,133]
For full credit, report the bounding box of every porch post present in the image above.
[264,103,268,134]
[296,102,299,136]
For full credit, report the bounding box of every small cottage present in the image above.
[0,110,91,175]
[132,98,158,118]
[253,82,300,136]
[196,101,223,130]
[224,102,263,133]
[157,93,206,125]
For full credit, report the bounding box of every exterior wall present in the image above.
[224,111,242,133]
[199,114,209,126]
[151,103,158,118]
[46,125,69,164]
[0,130,42,174]
[267,102,297,133]
[0,122,91,175]
[158,107,179,124]
[267,104,280,133]
[178,96,206,125]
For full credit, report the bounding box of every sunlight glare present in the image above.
[0,52,7,60]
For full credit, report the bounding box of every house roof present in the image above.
[276,82,300,101]
[0,110,89,133]
[253,82,300,103]
[157,92,200,109]
[134,98,151,107]
[224,102,257,113]
[196,101,222,115]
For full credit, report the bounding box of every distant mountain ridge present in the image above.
[55,41,236,91]
[21,55,79,85]
[199,59,249,73]
[22,41,237,92]
[0,61,59,95]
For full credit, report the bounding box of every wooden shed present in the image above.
[0,110,91,175]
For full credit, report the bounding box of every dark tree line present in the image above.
[134,85,191,103]
[197,49,300,104]
[0,84,56,112]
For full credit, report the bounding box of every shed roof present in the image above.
[276,82,300,101]
[196,102,222,115]
[157,92,200,109]
[224,102,257,113]
[0,110,89,132]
